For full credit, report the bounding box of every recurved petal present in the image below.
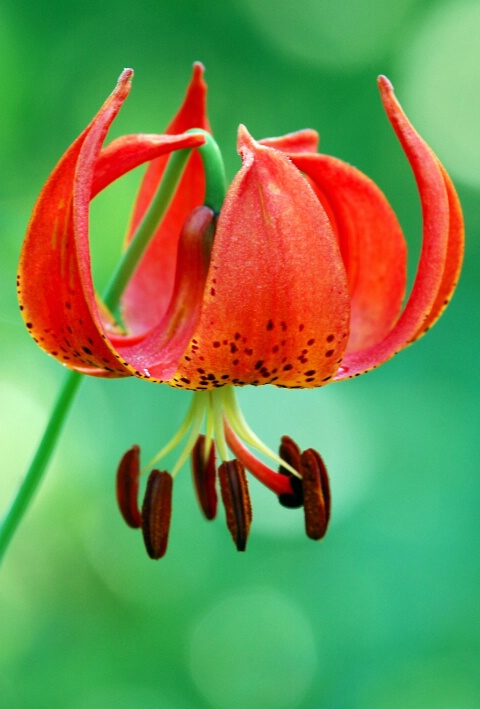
[19,71,212,383]
[259,129,319,154]
[335,76,464,381]
[92,131,206,198]
[121,62,211,335]
[18,69,135,378]
[410,163,464,339]
[173,125,351,390]
[290,153,407,353]
[109,206,215,382]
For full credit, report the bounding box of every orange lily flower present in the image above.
[18,65,463,556]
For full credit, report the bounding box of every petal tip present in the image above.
[119,67,134,84]
[192,60,205,76]
[116,68,134,98]
[237,124,257,155]
[377,74,393,94]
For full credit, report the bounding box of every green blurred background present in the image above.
[1,0,478,707]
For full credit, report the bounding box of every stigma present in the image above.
[115,386,331,557]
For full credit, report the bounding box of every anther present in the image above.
[277,435,304,508]
[116,444,142,528]
[191,435,218,520]
[300,448,331,540]
[141,470,173,559]
[218,460,252,552]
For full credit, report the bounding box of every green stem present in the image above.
[0,369,82,561]
[0,130,227,567]
[103,130,226,311]
[193,130,227,215]
[103,147,191,311]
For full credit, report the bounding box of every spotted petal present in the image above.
[334,76,464,380]
[172,125,351,390]
[18,70,208,381]
[290,152,407,353]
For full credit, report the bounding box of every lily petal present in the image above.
[334,76,464,381]
[121,62,211,335]
[18,70,210,382]
[173,125,351,390]
[290,152,407,353]
[18,69,135,378]
[92,132,205,198]
[259,129,319,154]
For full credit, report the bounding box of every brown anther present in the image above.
[278,435,304,508]
[116,445,142,528]
[141,470,173,559]
[192,435,217,520]
[300,448,331,540]
[218,459,252,552]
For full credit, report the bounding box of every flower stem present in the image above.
[0,370,82,562]
[103,130,226,311]
[193,130,227,215]
[0,131,227,567]
[102,147,191,311]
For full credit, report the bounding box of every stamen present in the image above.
[210,390,229,461]
[278,436,304,509]
[300,449,331,540]
[141,470,173,559]
[191,435,218,520]
[218,459,252,551]
[116,444,142,528]
[170,392,208,476]
[145,393,201,471]
[219,387,298,476]
[224,419,293,497]
[203,402,215,466]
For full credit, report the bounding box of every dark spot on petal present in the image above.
[325,350,334,357]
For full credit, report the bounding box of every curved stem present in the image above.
[190,130,227,214]
[103,147,192,311]
[0,370,82,561]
